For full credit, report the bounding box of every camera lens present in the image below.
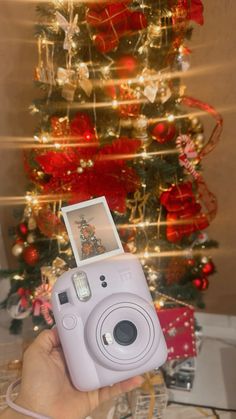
[113,320,137,346]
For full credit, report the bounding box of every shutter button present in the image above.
[62,315,77,330]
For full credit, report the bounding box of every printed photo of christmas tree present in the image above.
[62,197,123,266]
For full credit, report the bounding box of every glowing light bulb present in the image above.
[144,250,149,258]
[167,114,175,122]
[112,99,118,109]
[42,135,49,143]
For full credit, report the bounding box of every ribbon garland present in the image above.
[181,96,223,158]
[178,96,223,222]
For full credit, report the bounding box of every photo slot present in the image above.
[62,196,124,266]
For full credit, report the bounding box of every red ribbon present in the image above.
[179,96,223,222]
[181,96,223,158]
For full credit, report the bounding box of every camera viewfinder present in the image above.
[58,291,69,305]
[72,271,91,301]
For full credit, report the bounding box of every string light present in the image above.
[112,99,118,109]
[167,114,175,122]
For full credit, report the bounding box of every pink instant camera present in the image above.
[52,253,167,391]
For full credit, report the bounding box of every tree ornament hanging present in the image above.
[18,222,28,237]
[28,216,37,231]
[12,242,25,258]
[192,277,209,291]
[132,115,151,144]
[151,121,176,143]
[55,11,80,51]
[7,289,31,320]
[202,260,215,275]
[116,55,139,79]
[23,245,40,266]
[127,190,150,224]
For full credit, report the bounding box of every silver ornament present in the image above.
[132,115,149,141]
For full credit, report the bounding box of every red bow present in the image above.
[160,182,209,242]
[17,288,30,309]
[35,113,141,213]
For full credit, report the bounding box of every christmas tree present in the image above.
[75,215,106,259]
[2,0,222,336]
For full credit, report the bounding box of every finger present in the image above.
[119,375,144,393]
[99,375,144,404]
[33,328,61,354]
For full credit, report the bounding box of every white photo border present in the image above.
[61,196,124,266]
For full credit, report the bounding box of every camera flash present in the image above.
[72,271,91,301]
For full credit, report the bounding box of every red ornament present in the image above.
[201,277,209,290]
[192,277,209,291]
[18,222,28,237]
[116,55,139,79]
[202,261,215,275]
[23,245,39,266]
[151,122,176,143]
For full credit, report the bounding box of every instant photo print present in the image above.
[61,197,124,266]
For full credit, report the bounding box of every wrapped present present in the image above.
[129,371,168,419]
[156,306,197,360]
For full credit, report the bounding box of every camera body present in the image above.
[52,253,167,391]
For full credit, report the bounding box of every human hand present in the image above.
[12,328,143,419]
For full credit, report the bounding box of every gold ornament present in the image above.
[41,257,68,286]
[27,233,36,244]
[12,243,24,257]
[28,217,37,231]
[127,191,150,224]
